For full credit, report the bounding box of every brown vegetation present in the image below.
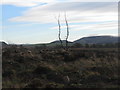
[2,45,119,88]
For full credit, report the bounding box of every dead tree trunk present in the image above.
[65,13,69,50]
[57,15,64,49]
[56,13,69,50]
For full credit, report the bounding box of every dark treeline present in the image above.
[3,42,120,50]
[71,43,120,48]
[34,43,120,50]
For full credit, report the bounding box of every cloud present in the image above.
[69,0,119,2]
[1,0,118,7]
[8,2,117,24]
[5,2,118,41]
[0,0,55,7]
[51,21,117,31]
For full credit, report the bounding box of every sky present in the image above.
[0,0,119,44]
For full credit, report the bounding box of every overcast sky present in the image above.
[0,0,118,44]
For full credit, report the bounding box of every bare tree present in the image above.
[64,13,69,50]
[56,13,69,50]
[57,14,64,49]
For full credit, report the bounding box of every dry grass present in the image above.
[2,45,119,88]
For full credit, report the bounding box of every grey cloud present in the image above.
[9,2,118,24]
[37,2,117,12]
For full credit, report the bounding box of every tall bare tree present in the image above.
[56,13,69,50]
[57,14,64,49]
[64,13,69,50]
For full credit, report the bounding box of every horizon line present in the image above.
[1,35,119,45]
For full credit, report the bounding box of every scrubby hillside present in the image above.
[2,45,119,88]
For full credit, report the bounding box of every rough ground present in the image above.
[2,46,119,88]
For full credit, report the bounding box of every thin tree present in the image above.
[57,14,64,49]
[56,13,69,50]
[64,13,69,50]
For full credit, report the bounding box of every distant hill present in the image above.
[73,36,119,44]
[1,36,119,47]
[48,40,73,46]
[0,42,8,47]
[50,40,72,44]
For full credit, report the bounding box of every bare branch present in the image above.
[64,12,69,50]
[57,14,64,49]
